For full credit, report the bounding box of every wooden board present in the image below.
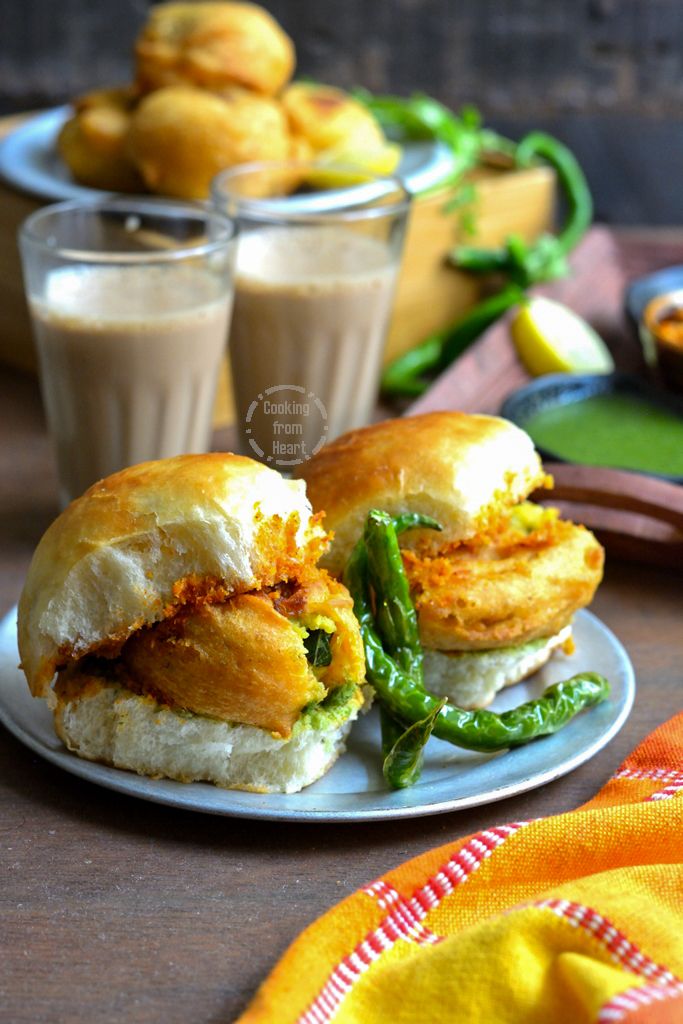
[410,226,646,417]
[0,112,554,424]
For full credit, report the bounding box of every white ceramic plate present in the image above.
[0,106,456,204]
[0,607,634,821]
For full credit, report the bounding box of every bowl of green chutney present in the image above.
[501,373,683,483]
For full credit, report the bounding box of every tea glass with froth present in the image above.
[19,197,236,507]
[211,161,411,469]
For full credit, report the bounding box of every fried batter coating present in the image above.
[128,85,291,198]
[122,594,320,738]
[57,86,143,193]
[135,2,295,96]
[281,82,388,153]
[120,570,364,738]
[403,506,604,651]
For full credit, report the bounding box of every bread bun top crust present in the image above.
[296,412,546,575]
[18,453,326,697]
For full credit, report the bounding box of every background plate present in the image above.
[0,606,634,822]
[0,106,456,204]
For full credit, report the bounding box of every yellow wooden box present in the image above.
[0,115,553,423]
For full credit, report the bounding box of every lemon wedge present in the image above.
[511,297,615,376]
[305,142,402,190]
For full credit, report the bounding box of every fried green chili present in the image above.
[364,509,439,681]
[382,700,447,789]
[380,704,406,761]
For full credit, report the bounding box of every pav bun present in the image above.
[296,412,547,576]
[18,453,326,698]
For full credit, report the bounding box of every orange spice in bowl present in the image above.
[642,289,683,392]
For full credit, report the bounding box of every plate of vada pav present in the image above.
[0,1,455,204]
[0,414,634,821]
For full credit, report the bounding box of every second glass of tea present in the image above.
[212,162,410,468]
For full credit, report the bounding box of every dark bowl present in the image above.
[625,264,683,322]
[625,265,683,393]
[500,372,683,484]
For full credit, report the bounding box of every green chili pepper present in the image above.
[516,131,593,254]
[382,699,447,789]
[380,704,406,760]
[374,510,443,786]
[366,510,441,680]
[451,132,593,287]
[380,336,444,398]
[437,283,523,370]
[344,534,610,753]
[381,284,523,396]
[364,509,436,681]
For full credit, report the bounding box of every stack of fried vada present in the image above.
[57,2,398,199]
[297,412,605,711]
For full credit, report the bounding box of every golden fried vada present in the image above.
[57,86,143,193]
[281,82,388,153]
[403,505,602,651]
[135,1,295,96]
[297,412,604,710]
[128,85,291,198]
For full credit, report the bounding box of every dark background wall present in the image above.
[1,0,681,223]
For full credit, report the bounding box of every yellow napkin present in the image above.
[238,712,683,1023]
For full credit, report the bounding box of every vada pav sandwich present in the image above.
[297,412,604,710]
[17,454,366,793]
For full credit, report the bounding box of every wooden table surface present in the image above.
[1,248,683,1023]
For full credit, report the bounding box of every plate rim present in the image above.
[0,105,457,205]
[0,605,635,822]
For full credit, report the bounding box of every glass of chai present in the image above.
[19,198,236,506]
[212,162,410,468]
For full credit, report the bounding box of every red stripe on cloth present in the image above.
[295,822,528,1024]
[614,768,683,801]
[648,782,683,802]
[533,899,681,987]
[615,769,683,783]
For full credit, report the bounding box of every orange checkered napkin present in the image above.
[238,714,683,1024]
